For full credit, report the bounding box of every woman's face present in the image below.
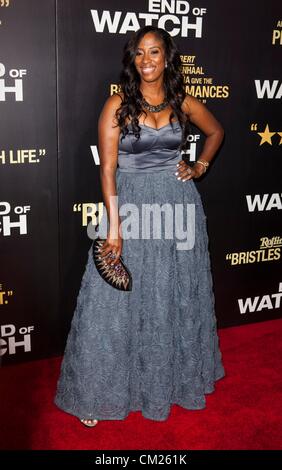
[134,32,166,83]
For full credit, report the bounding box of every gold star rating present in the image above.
[257,124,276,145]
[277,132,282,145]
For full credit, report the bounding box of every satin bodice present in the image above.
[118,121,183,173]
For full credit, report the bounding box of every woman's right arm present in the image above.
[97,93,123,265]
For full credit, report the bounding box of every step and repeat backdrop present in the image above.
[0,0,281,364]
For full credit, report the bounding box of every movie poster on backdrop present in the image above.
[56,0,282,344]
[0,0,281,364]
[0,0,60,364]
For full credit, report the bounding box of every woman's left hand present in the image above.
[175,160,205,181]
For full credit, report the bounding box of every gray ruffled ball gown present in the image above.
[54,120,225,422]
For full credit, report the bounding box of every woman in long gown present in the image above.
[54,26,225,427]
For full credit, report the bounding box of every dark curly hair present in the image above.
[115,26,191,152]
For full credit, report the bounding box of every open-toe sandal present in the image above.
[80,418,99,427]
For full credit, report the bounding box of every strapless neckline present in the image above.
[129,121,180,132]
[118,119,182,173]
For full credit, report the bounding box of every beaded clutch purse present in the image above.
[92,237,132,292]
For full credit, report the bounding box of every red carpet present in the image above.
[0,319,281,450]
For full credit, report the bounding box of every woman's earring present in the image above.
[165,61,168,68]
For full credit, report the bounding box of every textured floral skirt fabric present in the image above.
[54,167,225,422]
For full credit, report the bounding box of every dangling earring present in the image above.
[165,61,168,68]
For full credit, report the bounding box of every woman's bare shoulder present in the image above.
[102,92,123,112]
[115,91,124,101]
[181,93,203,116]
[99,93,124,130]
